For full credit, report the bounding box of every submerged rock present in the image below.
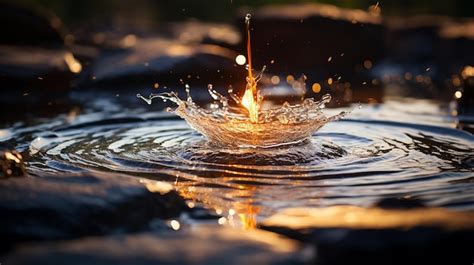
[0,149,26,178]
[0,172,187,252]
[261,205,474,264]
[3,226,307,265]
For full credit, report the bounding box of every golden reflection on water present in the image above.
[237,203,260,230]
[173,168,321,230]
[263,206,474,230]
[176,181,261,229]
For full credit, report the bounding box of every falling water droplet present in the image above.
[245,13,251,25]
[235,55,246,65]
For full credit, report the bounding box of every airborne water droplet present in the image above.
[245,13,251,24]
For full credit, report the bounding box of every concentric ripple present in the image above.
[4,111,474,225]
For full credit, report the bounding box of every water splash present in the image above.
[137,87,347,148]
[137,13,348,148]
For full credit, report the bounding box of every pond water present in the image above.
[2,96,473,228]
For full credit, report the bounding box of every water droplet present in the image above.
[363,60,373,69]
[235,55,246,65]
[286,75,295,84]
[218,217,227,225]
[170,220,180,230]
[312,83,321,93]
[271,75,280,85]
[245,13,251,24]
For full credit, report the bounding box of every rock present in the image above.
[0,45,83,124]
[236,3,385,104]
[0,172,187,252]
[383,16,474,100]
[0,45,81,89]
[0,43,86,124]
[0,3,84,123]
[261,206,474,265]
[436,19,474,68]
[80,38,246,90]
[0,149,26,178]
[385,16,447,64]
[3,226,308,265]
[159,21,241,48]
[238,3,384,71]
[0,3,64,46]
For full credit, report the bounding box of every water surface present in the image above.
[2,98,473,227]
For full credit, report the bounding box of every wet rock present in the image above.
[261,206,474,265]
[3,226,307,265]
[72,30,141,51]
[0,3,64,46]
[0,172,187,252]
[0,41,82,108]
[384,16,474,99]
[385,16,448,64]
[0,45,82,86]
[80,38,246,90]
[238,3,384,71]
[159,21,241,48]
[0,149,26,178]
[436,19,474,69]
[0,45,81,89]
[0,45,83,123]
[0,3,82,123]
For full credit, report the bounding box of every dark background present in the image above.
[8,0,474,26]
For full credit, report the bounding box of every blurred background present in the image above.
[0,0,473,130]
[8,0,474,23]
